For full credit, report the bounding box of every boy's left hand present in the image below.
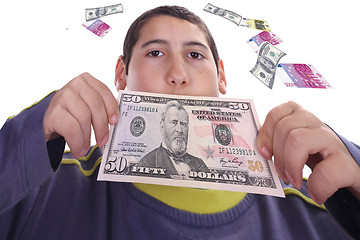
[257,101,360,204]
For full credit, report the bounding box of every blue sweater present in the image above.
[0,93,359,240]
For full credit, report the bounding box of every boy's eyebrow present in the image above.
[184,41,208,50]
[141,39,209,50]
[141,39,168,48]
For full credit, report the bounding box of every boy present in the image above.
[1,5,359,239]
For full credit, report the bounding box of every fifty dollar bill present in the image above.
[250,42,286,89]
[85,3,123,21]
[98,91,284,198]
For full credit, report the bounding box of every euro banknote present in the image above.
[82,19,112,38]
[247,31,282,53]
[241,18,271,31]
[98,91,284,198]
[277,64,332,89]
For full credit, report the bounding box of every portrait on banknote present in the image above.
[137,100,209,178]
[98,91,284,197]
[94,8,108,18]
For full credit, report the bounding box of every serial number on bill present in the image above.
[219,147,257,156]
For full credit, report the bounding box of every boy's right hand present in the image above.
[43,73,120,158]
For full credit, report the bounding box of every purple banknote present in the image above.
[277,63,332,89]
[247,31,282,53]
[82,19,112,38]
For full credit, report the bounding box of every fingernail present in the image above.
[285,169,295,187]
[260,144,271,159]
[110,114,118,124]
[306,182,320,204]
[81,146,90,157]
[276,165,289,184]
[77,148,87,159]
[100,133,109,148]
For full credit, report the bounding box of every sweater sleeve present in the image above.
[324,134,360,239]
[0,92,65,214]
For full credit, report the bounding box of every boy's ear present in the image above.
[115,56,127,91]
[218,58,227,95]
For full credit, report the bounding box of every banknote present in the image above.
[204,3,242,26]
[277,64,332,89]
[247,31,282,53]
[241,18,271,31]
[85,3,123,21]
[250,42,286,89]
[98,91,284,198]
[82,19,112,38]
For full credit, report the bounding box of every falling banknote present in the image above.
[241,18,271,31]
[204,3,242,26]
[250,42,286,89]
[277,64,332,89]
[98,91,284,198]
[85,3,123,21]
[247,31,282,54]
[82,19,112,38]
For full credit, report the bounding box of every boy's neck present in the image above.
[133,183,246,214]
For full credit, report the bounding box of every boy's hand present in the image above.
[43,73,119,158]
[257,101,360,204]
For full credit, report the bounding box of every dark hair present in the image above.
[122,5,219,75]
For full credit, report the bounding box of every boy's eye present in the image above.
[188,52,203,59]
[147,50,164,57]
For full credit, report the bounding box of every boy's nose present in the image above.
[166,55,189,88]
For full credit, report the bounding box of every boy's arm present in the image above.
[257,101,360,236]
[43,72,119,158]
[324,135,360,239]
[0,92,65,214]
[0,73,119,214]
[257,101,360,204]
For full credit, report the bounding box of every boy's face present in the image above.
[116,15,226,97]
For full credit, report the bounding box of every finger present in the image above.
[281,127,329,189]
[68,73,116,148]
[62,89,92,151]
[45,88,92,157]
[44,73,119,154]
[273,109,322,162]
[46,105,87,158]
[257,101,303,160]
[306,154,355,205]
[81,73,119,125]
[73,78,110,148]
[272,111,324,184]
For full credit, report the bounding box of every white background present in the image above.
[1,0,359,177]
